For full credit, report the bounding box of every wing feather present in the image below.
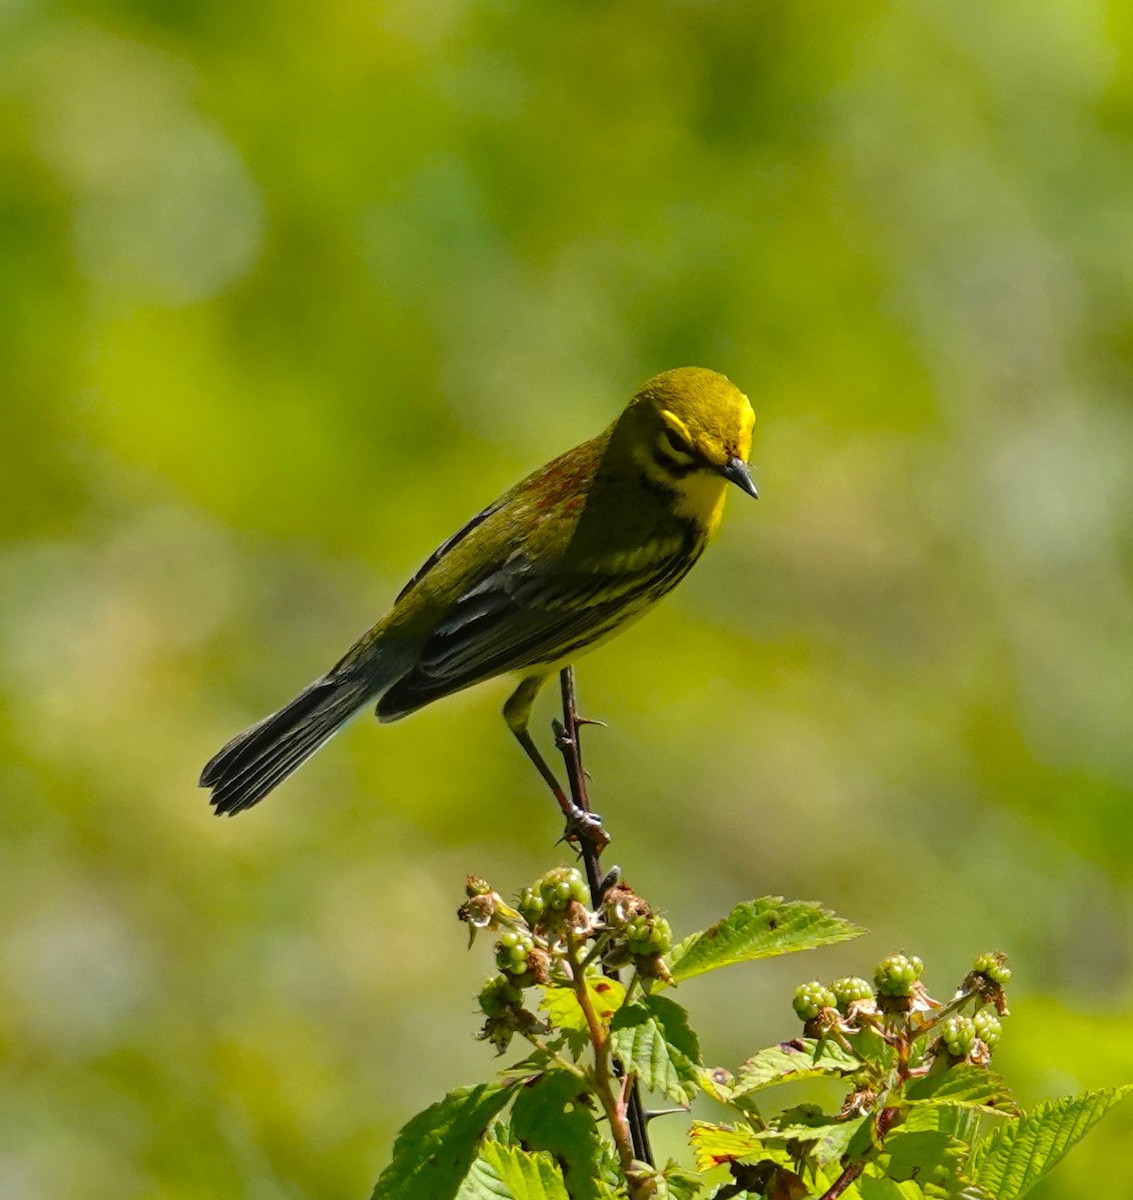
[376,533,701,721]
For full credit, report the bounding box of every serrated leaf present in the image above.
[669,898,864,982]
[970,1084,1133,1200]
[731,1105,868,1167]
[687,1119,765,1171]
[731,1038,860,1096]
[610,995,701,1105]
[800,1116,870,1165]
[509,1070,606,1200]
[540,978,625,1033]
[456,1140,570,1200]
[882,1129,958,1181]
[906,1065,1017,1115]
[372,1082,518,1200]
[902,1101,980,1145]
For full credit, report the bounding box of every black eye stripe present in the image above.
[663,426,689,455]
[652,437,698,478]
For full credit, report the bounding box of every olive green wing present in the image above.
[375,537,701,721]
[394,495,508,605]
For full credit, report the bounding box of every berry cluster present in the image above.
[793,981,838,1022]
[974,1008,1002,1049]
[601,882,673,981]
[790,950,1011,1067]
[972,951,1012,985]
[872,953,927,1013]
[460,869,674,1051]
[830,976,875,1013]
[517,867,590,928]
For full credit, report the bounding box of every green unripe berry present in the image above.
[534,867,589,910]
[478,974,522,1016]
[874,954,923,997]
[973,951,1011,985]
[973,1009,1003,1049]
[495,931,536,977]
[831,977,874,1012]
[650,915,672,954]
[941,1015,977,1058]
[794,981,838,1021]
[626,914,672,956]
[517,886,546,925]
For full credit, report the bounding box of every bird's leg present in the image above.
[511,727,608,849]
[504,677,607,850]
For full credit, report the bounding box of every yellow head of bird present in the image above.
[624,366,757,499]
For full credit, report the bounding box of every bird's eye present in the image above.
[663,426,689,455]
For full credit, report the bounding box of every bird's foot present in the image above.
[563,804,610,854]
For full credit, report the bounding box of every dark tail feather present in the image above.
[201,676,372,816]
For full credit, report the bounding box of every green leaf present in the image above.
[803,1115,871,1166]
[646,1161,702,1200]
[970,1084,1133,1200]
[905,1065,1017,1115]
[688,1119,765,1171]
[372,1082,518,1200]
[752,1111,871,1168]
[609,995,701,1105]
[590,1185,625,1200]
[668,898,864,983]
[456,1140,570,1200]
[874,1128,982,1198]
[858,1179,929,1199]
[509,1069,607,1200]
[902,1101,981,1145]
[540,978,625,1033]
[730,1037,860,1096]
[881,1129,960,1182]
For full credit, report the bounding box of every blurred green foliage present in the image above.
[1,1,1132,1196]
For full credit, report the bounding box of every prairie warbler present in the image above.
[201,367,756,821]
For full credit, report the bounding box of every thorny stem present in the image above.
[556,668,604,900]
[556,667,653,1169]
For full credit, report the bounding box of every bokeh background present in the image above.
[2,0,1133,1195]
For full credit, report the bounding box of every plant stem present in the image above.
[819,1161,865,1200]
[556,667,654,1168]
[913,986,977,1039]
[565,927,645,1199]
[557,668,604,900]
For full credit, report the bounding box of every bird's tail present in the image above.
[201,674,375,816]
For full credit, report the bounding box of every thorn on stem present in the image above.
[599,866,622,897]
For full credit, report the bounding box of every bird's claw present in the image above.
[564,805,610,853]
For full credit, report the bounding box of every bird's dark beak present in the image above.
[721,456,758,498]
